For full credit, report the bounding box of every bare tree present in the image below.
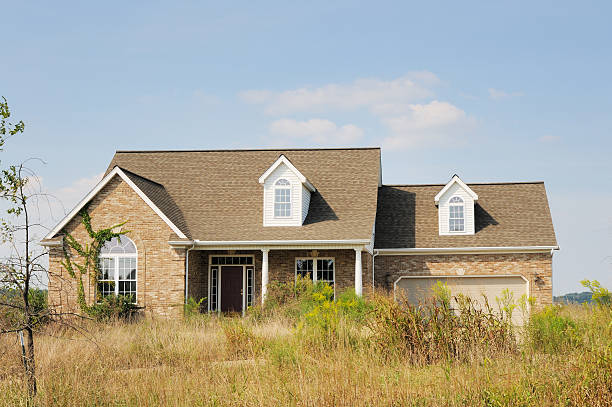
[0,97,49,397]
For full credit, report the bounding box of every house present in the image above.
[41,148,558,321]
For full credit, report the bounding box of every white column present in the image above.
[354,247,363,296]
[261,248,269,304]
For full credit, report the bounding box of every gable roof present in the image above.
[434,174,478,203]
[375,182,557,249]
[44,166,189,240]
[258,154,316,192]
[100,148,381,242]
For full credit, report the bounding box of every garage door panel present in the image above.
[395,276,528,325]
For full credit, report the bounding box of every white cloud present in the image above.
[269,119,363,145]
[240,72,438,115]
[242,72,478,150]
[488,88,524,100]
[539,135,560,143]
[48,173,104,221]
[381,101,476,149]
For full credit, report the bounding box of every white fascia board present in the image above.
[44,166,187,240]
[169,238,370,248]
[39,240,63,247]
[376,246,560,255]
[258,155,316,192]
[434,175,478,203]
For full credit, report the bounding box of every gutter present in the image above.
[169,239,371,248]
[376,246,560,255]
[39,240,63,247]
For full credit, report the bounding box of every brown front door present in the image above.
[221,266,243,313]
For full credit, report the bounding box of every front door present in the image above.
[221,266,243,313]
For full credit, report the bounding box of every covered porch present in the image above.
[179,243,372,314]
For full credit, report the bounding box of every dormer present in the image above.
[259,155,316,227]
[434,175,478,235]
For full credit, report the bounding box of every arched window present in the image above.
[98,235,137,303]
[449,196,465,232]
[274,178,291,217]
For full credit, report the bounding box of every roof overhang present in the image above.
[434,174,478,203]
[42,166,188,241]
[375,246,560,255]
[169,239,371,252]
[258,154,316,192]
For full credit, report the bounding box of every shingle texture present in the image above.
[375,183,557,248]
[121,169,191,238]
[106,148,381,241]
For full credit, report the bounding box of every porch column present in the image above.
[354,247,363,296]
[261,248,269,304]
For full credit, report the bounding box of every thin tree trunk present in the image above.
[20,167,37,397]
[24,325,36,396]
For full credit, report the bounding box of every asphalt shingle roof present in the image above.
[106,148,382,241]
[374,182,557,249]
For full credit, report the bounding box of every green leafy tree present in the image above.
[581,279,611,306]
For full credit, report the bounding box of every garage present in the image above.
[394,275,529,325]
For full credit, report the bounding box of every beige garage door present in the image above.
[394,276,528,325]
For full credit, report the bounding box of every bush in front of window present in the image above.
[86,295,140,322]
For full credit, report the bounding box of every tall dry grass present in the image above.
[1,284,611,406]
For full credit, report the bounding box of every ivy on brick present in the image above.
[61,204,128,315]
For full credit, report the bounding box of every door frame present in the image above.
[207,255,255,315]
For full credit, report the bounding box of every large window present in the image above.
[274,178,291,217]
[296,257,335,294]
[449,196,465,232]
[98,235,137,303]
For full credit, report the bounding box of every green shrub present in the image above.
[184,296,206,317]
[86,295,140,322]
[526,305,582,353]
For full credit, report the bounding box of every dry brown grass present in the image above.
[0,298,611,406]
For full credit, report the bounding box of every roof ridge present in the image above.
[115,147,381,153]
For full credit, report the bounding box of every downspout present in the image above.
[185,242,196,304]
[372,250,379,291]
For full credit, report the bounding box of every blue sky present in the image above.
[1,1,610,294]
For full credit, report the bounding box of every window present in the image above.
[449,196,465,232]
[246,267,254,307]
[210,266,218,311]
[295,257,335,294]
[98,235,137,303]
[274,178,291,217]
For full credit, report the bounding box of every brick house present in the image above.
[41,148,558,320]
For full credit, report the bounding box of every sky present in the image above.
[1,1,610,295]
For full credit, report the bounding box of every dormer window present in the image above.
[435,175,478,236]
[448,196,465,232]
[274,179,292,217]
[259,155,316,227]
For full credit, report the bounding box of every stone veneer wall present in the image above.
[47,176,186,317]
[374,252,553,308]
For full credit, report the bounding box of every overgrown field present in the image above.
[1,281,611,406]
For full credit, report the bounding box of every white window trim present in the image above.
[207,255,255,315]
[98,238,138,304]
[448,195,465,233]
[294,257,336,297]
[273,179,292,218]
